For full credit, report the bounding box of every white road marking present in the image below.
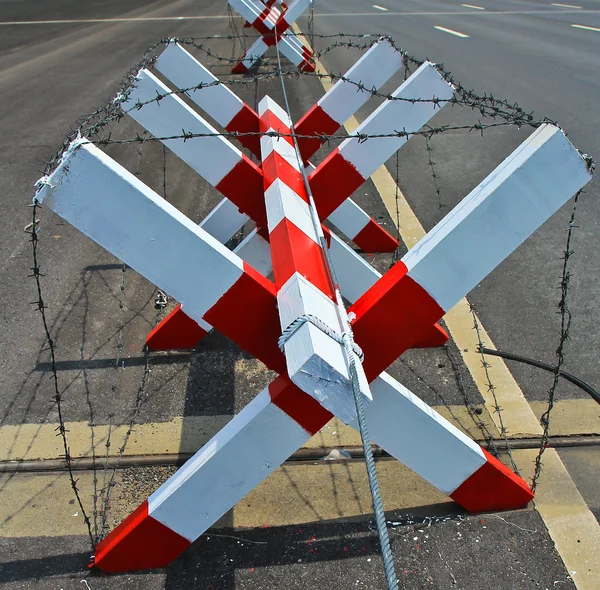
[572,23,600,31]
[461,3,485,9]
[2,9,600,24]
[373,5,388,11]
[0,15,227,25]
[434,25,470,37]
[552,3,582,8]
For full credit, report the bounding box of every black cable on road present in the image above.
[480,347,600,405]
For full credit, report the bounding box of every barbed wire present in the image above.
[29,28,595,569]
[26,202,95,547]
[530,191,582,491]
[470,306,520,474]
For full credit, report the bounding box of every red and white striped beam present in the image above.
[259,94,372,423]
[309,60,455,220]
[145,228,273,351]
[230,30,314,74]
[228,0,314,73]
[93,366,522,573]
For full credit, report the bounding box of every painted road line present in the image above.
[552,3,582,8]
[0,471,107,537]
[516,449,600,589]
[373,4,388,11]
[310,10,600,16]
[2,398,597,463]
[572,23,600,32]
[0,16,228,25]
[528,399,600,437]
[291,23,600,589]
[0,461,448,538]
[0,404,498,462]
[3,9,600,25]
[434,25,470,37]
[462,3,485,9]
[4,399,596,464]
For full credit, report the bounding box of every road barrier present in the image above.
[228,0,315,72]
[33,40,593,573]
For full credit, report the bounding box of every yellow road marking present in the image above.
[0,416,230,462]
[0,471,109,537]
[2,399,595,463]
[529,399,600,436]
[292,24,600,588]
[552,3,582,8]
[108,460,449,531]
[516,450,600,589]
[0,404,497,462]
[461,3,485,10]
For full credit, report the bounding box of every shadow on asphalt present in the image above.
[0,503,462,586]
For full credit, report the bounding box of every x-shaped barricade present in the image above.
[228,0,315,73]
[34,40,592,572]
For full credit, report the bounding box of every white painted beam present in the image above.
[339,61,454,179]
[402,124,593,312]
[155,43,247,128]
[121,69,243,187]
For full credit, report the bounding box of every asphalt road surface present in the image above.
[0,0,599,588]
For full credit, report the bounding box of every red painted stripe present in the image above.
[269,218,334,297]
[411,322,449,349]
[295,104,341,162]
[92,501,191,572]
[261,151,305,198]
[231,61,249,75]
[215,156,266,228]
[204,262,286,374]
[300,45,313,59]
[299,59,316,73]
[276,21,291,34]
[251,10,272,35]
[259,109,295,148]
[352,218,399,253]
[450,449,534,512]
[226,103,261,158]
[268,375,333,435]
[349,261,444,380]
[308,148,366,219]
[146,304,209,350]
[263,32,281,47]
